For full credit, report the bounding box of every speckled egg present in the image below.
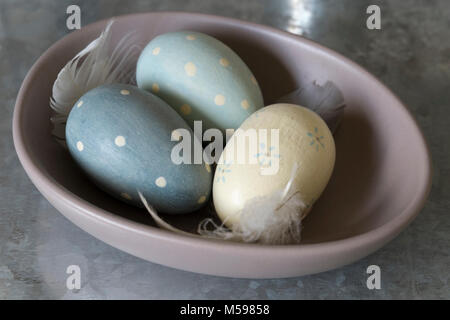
[65,84,212,214]
[213,103,336,227]
[136,31,264,132]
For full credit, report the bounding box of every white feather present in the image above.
[50,20,141,144]
[139,163,308,245]
[198,162,307,245]
[138,192,195,238]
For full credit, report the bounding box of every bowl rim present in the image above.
[13,11,432,256]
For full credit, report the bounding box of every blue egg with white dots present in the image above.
[65,84,212,214]
[136,31,264,132]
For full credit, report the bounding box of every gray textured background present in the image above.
[1,0,449,299]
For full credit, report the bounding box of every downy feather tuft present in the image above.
[50,20,141,145]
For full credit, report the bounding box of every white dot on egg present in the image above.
[120,192,132,200]
[77,101,83,108]
[219,58,230,67]
[180,104,192,115]
[152,83,160,93]
[171,130,182,141]
[241,99,250,110]
[155,177,167,188]
[152,47,161,55]
[184,62,197,77]
[115,136,126,147]
[120,89,130,95]
[76,141,84,151]
[214,94,226,106]
[186,35,196,40]
[198,196,207,204]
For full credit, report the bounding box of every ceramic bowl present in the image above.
[13,12,431,278]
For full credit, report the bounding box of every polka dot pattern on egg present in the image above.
[180,104,192,115]
[136,31,265,132]
[152,47,160,55]
[121,192,132,200]
[219,58,230,67]
[115,136,126,147]
[171,130,182,141]
[77,101,83,108]
[214,94,226,106]
[65,84,212,213]
[184,62,197,77]
[241,99,249,110]
[198,195,207,204]
[155,177,167,188]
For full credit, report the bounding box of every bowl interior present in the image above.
[17,13,430,245]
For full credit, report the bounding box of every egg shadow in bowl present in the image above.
[301,110,379,243]
[14,12,431,278]
[206,31,299,103]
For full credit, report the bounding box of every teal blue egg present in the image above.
[65,84,212,214]
[136,31,264,132]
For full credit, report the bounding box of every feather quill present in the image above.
[50,20,141,144]
[138,192,196,238]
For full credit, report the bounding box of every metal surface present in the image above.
[0,0,448,299]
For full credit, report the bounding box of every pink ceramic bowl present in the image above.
[13,12,431,278]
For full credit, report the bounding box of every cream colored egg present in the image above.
[213,103,336,229]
